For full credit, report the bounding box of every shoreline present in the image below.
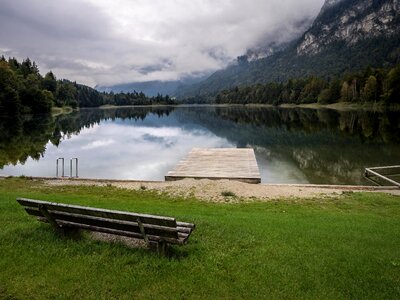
[91,102,400,111]
[3,176,398,202]
[51,106,74,116]
[279,102,400,111]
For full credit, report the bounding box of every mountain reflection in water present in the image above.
[1,106,399,184]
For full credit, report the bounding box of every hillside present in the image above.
[178,0,400,100]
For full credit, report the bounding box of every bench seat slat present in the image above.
[176,221,196,229]
[25,208,179,239]
[17,198,177,227]
[178,232,189,241]
[176,226,192,234]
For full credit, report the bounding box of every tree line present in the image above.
[215,64,400,105]
[0,57,175,115]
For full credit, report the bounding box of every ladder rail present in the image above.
[56,157,79,178]
[56,158,64,178]
[70,158,79,178]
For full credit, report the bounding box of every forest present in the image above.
[2,57,400,111]
[215,64,400,105]
[0,57,175,115]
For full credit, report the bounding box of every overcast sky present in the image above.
[0,0,324,87]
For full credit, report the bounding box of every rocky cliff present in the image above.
[297,0,400,55]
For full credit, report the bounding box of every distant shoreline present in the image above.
[278,102,400,111]
[91,102,400,111]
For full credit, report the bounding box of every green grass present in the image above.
[0,178,399,299]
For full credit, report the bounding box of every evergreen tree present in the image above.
[42,71,57,95]
[0,61,21,114]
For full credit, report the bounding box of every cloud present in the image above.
[0,0,324,86]
[81,139,116,150]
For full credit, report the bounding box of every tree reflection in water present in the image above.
[0,106,399,184]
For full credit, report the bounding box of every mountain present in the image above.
[97,80,182,97]
[245,17,314,61]
[297,0,400,55]
[178,0,400,100]
[96,75,209,97]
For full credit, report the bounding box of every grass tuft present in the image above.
[221,190,236,197]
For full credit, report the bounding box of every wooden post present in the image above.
[137,218,150,245]
[38,204,60,229]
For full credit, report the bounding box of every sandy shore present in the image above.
[44,178,400,202]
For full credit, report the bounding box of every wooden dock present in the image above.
[165,148,261,184]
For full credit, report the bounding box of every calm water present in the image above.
[1,106,399,184]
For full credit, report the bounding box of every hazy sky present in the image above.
[0,0,324,86]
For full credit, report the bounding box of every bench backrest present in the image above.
[17,198,194,245]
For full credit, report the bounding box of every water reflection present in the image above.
[0,106,399,184]
[0,107,233,180]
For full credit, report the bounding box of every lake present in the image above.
[1,106,399,185]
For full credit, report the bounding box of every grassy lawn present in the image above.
[0,177,399,299]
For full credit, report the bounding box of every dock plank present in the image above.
[165,148,261,184]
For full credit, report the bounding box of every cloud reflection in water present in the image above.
[1,117,233,180]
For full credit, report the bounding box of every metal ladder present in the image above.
[56,158,79,178]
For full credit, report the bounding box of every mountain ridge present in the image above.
[178,0,400,100]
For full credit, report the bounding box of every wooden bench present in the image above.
[16,198,195,255]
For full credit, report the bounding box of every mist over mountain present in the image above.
[94,2,321,96]
[178,0,400,100]
[97,15,313,97]
[245,17,314,61]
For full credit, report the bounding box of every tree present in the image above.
[382,65,400,104]
[26,89,54,113]
[20,58,39,77]
[0,61,21,113]
[299,77,325,103]
[329,79,342,102]
[318,89,333,104]
[42,71,57,95]
[37,90,54,112]
[57,81,77,107]
[361,75,378,102]
[20,73,42,110]
[340,81,351,102]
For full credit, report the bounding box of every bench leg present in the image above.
[148,241,168,256]
[158,241,167,256]
[61,227,81,238]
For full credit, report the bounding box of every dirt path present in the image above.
[44,178,400,202]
